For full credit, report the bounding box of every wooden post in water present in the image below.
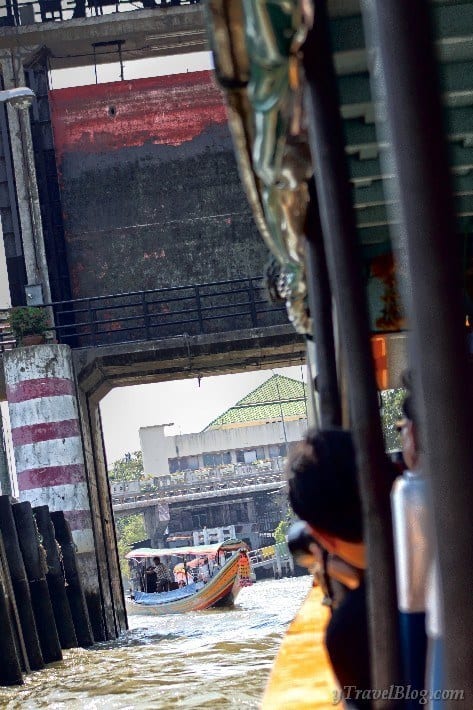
[12,501,62,664]
[0,532,29,674]
[33,505,78,649]
[50,511,94,648]
[0,532,24,686]
[0,495,44,670]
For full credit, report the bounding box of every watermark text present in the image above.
[332,685,465,706]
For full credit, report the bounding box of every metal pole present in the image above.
[304,183,342,428]
[0,408,12,497]
[1,51,52,305]
[302,1,402,703]
[361,1,473,703]
[273,373,288,448]
[17,108,52,305]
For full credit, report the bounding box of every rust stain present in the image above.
[49,71,227,162]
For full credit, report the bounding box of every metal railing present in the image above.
[0,276,286,350]
[0,0,199,27]
[111,465,286,504]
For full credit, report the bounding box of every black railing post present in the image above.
[142,292,150,340]
[248,279,258,328]
[87,300,97,347]
[194,286,204,334]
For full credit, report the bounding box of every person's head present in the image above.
[396,372,420,470]
[286,428,363,545]
[153,557,161,565]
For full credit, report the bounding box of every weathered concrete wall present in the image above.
[3,344,125,641]
[75,385,127,639]
[3,344,94,554]
[49,71,268,299]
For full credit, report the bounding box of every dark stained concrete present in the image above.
[49,72,267,300]
[72,324,306,401]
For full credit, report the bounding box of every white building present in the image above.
[139,374,309,478]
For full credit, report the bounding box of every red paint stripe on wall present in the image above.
[7,377,75,403]
[11,419,80,446]
[49,71,228,158]
[17,464,86,490]
[64,509,92,531]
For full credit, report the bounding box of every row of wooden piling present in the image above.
[0,495,95,686]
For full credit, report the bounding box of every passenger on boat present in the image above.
[198,559,210,583]
[145,565,158,593]
[393,384,443,708]
[129,560,145,592]
[210,560,220,576]
[152,556,174,592]
[286,428,372,709]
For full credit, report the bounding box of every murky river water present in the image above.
[0,576,313,710]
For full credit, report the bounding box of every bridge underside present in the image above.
[73,324,306,401]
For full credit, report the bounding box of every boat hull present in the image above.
[126,553,243,615]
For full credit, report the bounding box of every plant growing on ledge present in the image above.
[8,306,50,345]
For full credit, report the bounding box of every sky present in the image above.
[100,365,307,465]
[50,51,214,89]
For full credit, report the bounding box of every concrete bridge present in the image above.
[112,464,287,550]
[0,0,306,643]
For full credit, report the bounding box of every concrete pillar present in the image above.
[142,507,157,545]
[75,385,126,640]
[2,344,117,641]
[4,345,92,548]
[143,503,169,547]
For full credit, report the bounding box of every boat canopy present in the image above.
[125,539,247,560]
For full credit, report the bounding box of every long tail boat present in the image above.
[124,540,253,615]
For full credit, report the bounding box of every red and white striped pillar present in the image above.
[4,344,94,555]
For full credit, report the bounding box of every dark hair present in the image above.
[286,429,363,543]
[153,557,160,564]
[400,370,417,424]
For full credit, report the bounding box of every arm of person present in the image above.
[326,554,362,590]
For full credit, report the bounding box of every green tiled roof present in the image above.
[203,374,308,430]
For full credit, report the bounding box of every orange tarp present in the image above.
[262,585,342,709]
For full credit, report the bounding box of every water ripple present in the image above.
[0,576,312,709]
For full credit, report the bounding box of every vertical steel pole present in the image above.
[302,1,402,703]
[304,183,342,428]
[0,408,12,497]
[361,1,473,703]
[1,51,52,306]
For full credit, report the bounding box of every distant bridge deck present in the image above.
[112,467,286,514]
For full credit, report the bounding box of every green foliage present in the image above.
[116,514,147,576]
[109,451,144,482]
[274,509,294,544]
[9,306,50,340]
[380,388,407,452]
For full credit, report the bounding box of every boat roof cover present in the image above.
[125,539,247,559]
